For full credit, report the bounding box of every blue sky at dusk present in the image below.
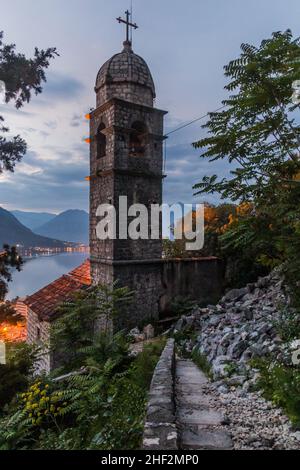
[1,0,300,213]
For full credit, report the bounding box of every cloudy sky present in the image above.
[1,0,300,214]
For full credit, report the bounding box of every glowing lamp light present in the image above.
[84,138,91,144]
[85,113,91,120]
[85,176,91,181]
[0,322,26,342]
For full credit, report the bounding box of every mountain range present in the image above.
[0,207,67,249]
[35,210,89,244]
[10,209,89,245]
[11,210,55,231]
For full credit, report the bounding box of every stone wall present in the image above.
[160,257,224,314]
[143,338,178,450]
[114,261,162,330]
[92,257,224,330]
[27,308,51,373]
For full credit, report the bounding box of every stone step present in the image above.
[177,360,198,368]
[175,374,207,386]
[177,408,224,426]
[181,428,233,450]
[176,394,211,407]
[176,366,206,375]
[175,384,207,396]
[175,357,232,450]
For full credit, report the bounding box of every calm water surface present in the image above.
[7,252,88,300]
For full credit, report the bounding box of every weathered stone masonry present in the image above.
[90,40,167,329]
[160,257,224,313]
[143,339,178,450]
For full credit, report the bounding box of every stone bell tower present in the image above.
[89,15,167,328]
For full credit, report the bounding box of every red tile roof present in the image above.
[68,260,91,286]
[25,259,91,322]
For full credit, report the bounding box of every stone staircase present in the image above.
[175,359,233,450]
[143,340,233,450]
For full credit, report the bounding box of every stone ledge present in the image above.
[142,338,178,450]
[91,97,168,116]
[90,256,220,266]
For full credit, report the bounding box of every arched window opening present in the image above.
[97,123,106,158]
[129,121,148,156]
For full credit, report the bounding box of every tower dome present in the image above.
[95,41,156,108]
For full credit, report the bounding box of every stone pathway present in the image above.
[175,359,233,450]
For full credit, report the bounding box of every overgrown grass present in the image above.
[128,337,167,390]
[191,349,213,379]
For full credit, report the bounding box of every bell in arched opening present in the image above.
[129,121,148,157]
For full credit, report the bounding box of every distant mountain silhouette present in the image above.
[12,210,55,231]
[36,210,89,244]
[0,207,68,248]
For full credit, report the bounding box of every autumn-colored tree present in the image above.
[163,203,236,259]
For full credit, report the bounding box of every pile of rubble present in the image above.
[171,271,299,391]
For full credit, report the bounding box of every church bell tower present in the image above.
[89,12,167,328]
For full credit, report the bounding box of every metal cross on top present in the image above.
[116,10,138,43]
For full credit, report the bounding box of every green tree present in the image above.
[0,246,23,327]
[0,32,57,316]
[0,245,22,301]
[0,31,58,173]
[193,30,300,292]
[193,30,300,202]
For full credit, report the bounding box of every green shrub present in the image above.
[51,284,133,374]
[89,338,166,450]
[223,361,239,378]
[173,327,197,359]
[90,378,146,450]
[170,297,196,317]
[273,308,300,342]
[0,335,166,450]
[0,342,37,410]
[253,358,300,428]
[128,338,167,390]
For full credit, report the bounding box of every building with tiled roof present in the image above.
[25,260,91,322]
[25,259,91,372]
